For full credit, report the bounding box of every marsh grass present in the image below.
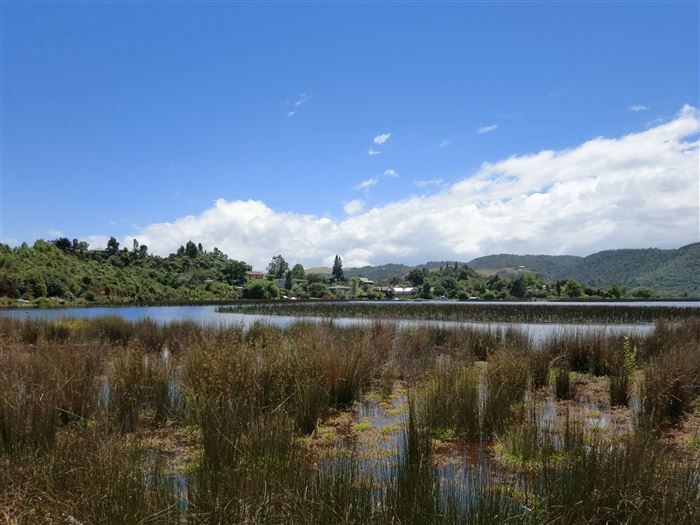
[0,429,179,524]
[105,348,176,432]
[554,367,574,400]
[483,349,529,437]
[0,315,698,524]
[0,345,101,454]
[494,404,585,471]
[419,361,480,440]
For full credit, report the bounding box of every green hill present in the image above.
[345,264,411,282]
[635,243,700,297]
[468,254,582,278]
[0,239,251,304]
[466,244,699,297]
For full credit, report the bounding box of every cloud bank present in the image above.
[116,106,699,269]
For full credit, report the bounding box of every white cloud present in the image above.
[384,169,398,178]
[343,199,364,215]
[368,148,381,156]
[286,94,311,117]
[477,124,498,135]
[111,106,700,269]
[46,229,63,238]
[355,178,379,192]
[414,179,446,188]
[373,132,391,145]
[438,139,451,148]
[84,235,110,250]
[627,104,649,112]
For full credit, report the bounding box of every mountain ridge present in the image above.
[346,243,700,297]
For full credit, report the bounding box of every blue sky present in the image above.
[1,2,699,267]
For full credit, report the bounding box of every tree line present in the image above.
[0,236,656,306]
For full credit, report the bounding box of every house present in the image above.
[358,277,375,288]
[389,286,415,297]
[274,278,308,289]
[328,285,352,298]
[245,271,266,280]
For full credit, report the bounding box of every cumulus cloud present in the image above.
[373,132,391,145]
[113,106,700,269]
[368,148,381,156]
[627,104,649,112]
[84,235,110,250]
[355,178,379,192]
[384,169,398,178]
[477,124,498,134]
[343,199,364,215]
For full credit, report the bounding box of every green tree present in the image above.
[52,237,73,253]
[223,260,251,286]
[185,241,199,258]
[267,255,289,279]
[242,280,279,299]
[290,263,305,279]
[332,254,344,282]
[509,275,527,298]
[106,237,120,256]
[308,282,328,298]
[406,268,424,286]
[563,279,583,298]
[607,283,624,299]
[629,286,654,299]
[284,271,293,290]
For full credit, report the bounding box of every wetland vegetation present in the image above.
[219,300,700,324]
[1,312,699,524]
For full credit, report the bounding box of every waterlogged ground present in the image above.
[134,370,699,521]
[2,314,699,523]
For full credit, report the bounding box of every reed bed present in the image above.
[219,300,699,323]
[0,315,698,523]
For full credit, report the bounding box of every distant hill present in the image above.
[345,243,699,297]
[467,244,699,297]
[345,261,471,282]
[634,243,700,297]
[421,261,470,271]
[468,254,582,278]
[345,264,411,282]
[305,266,332,275]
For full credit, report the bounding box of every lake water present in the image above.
[3,302,695,343]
